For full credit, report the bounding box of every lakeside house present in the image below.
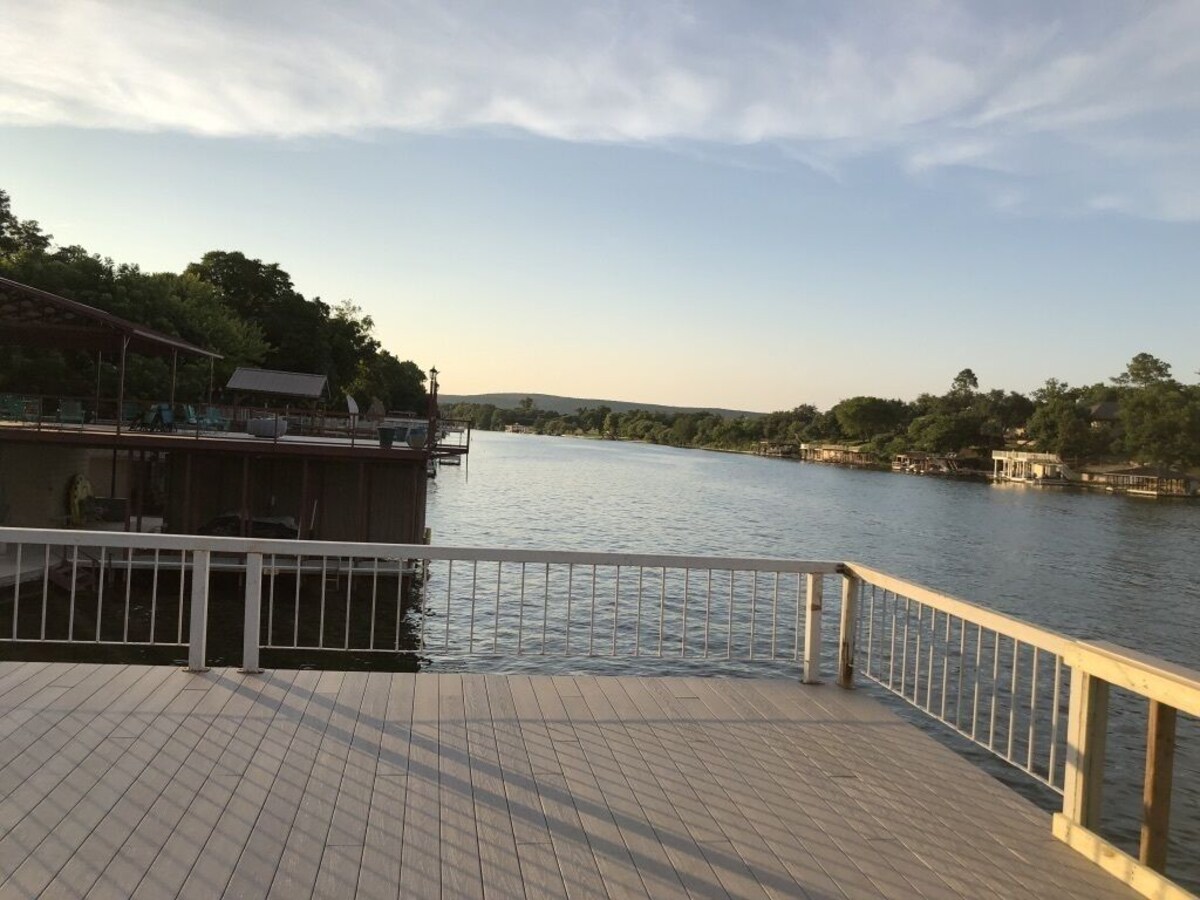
[991,449,1072,484]
[1079,464,1199,497]
[892,451,960,475]
[799,442,878,467]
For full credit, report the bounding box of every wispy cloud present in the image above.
[2,1,1198,219]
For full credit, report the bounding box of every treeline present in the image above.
[0,189,426,411]
[446,358,1200,470]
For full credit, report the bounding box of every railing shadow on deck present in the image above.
[1,526,1197,899]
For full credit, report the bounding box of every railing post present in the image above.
[1061,669,1109,829]
[1139,700,1177,872]
[186,550,211,672]
[838,572,860,688]
[803,573,823,684]
[241,553,264,674]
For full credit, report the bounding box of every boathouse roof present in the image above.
[0,274,221,359]
[226,366,329,399]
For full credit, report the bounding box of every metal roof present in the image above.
[226,367,328,399]
[0,275,221,359]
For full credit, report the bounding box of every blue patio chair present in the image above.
[58,399,85,426]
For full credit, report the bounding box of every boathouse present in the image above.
[0,276,461,542]
[992,449,1071,483]
[1079,465,1199,497]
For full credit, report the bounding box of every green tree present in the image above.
[1120,382,1200,468]
[1113,352,1172,388]
[831,396,907,441]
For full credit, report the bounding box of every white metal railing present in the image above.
[0,527,1195,898]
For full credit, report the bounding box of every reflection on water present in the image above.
[428,431,1200,888]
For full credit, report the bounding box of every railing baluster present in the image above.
[900,596,911,698]
[1007,639,1021,761]
[749,571,757,661]
[726,570,734,660]
[293,556,302,649]
[444,559,452,652]
[612,565,620,657]
[493,561,501,653]
[658,567,665,658]
[1027,647,1039,772]
[94,548,106,642]
[542,563,550,655]
[771,572,779,660]
[635,566,644,658]
[1048,656,1063,785]
[11,543,21,640]
[972,624,983,740]
[565,563,573,655]
[682,569,690,658]
[989,631,1001,750]
[267,553,277,647]
[319,556,328,648]
[67,544,78,642]
[700,573,710,657]
[940,612,951,720]
[343,555,353,650]
[588,564,596,657]
[468,560,478,652]
[518,562,526,655]
[40,544,49,641]
[865,584,875,678]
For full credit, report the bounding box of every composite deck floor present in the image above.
[0,663,1136,899]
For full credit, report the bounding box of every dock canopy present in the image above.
[226,367,328,400]
[0,275,221,359]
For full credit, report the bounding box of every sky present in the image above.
[1,1,1198,411]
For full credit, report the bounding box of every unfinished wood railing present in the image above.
[842,562,1199,900]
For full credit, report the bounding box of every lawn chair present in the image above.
[202,405,229,431]
[57,399,85,426]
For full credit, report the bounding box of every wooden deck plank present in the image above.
[485,675,569,900]
[437,673,485,900]
[87,669,316,900]
[43,669,288,900]
[398,669,442,898]
[267,669,369,899]
[218,669,345,899]
[0,665,1144,900]
[531,676,651,900]
[509,674,608,900]
[462,674,526,900]
[0,667,214,897]
[582,675,736,899]
[312,670,392,899]
[0,665,174,836]
[0,664,138,799]
[356,672,416,899]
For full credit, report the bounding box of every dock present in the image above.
[0,663,1136,899]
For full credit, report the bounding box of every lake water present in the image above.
[428,430,1200,886]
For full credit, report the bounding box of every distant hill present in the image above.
[439,392,762,419]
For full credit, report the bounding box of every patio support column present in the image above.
[207,357,214,404]
[95,351,103,421]
[115,334,130,436]
[169,349,178,408]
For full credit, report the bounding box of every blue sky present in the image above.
[1,1,1198,410]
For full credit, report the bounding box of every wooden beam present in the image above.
[1053,815,1191,900]
[1139,700,1177,872]
[803,573,823,684]
[1062,670,1109,829]
[838,574,859,688]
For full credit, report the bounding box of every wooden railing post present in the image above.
[838,573,860,688]
[186,549,210,672]
[803,573,823,684]
[1139,700,1177,872]
[1061,669,1109,829]
[240,553,264,674]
